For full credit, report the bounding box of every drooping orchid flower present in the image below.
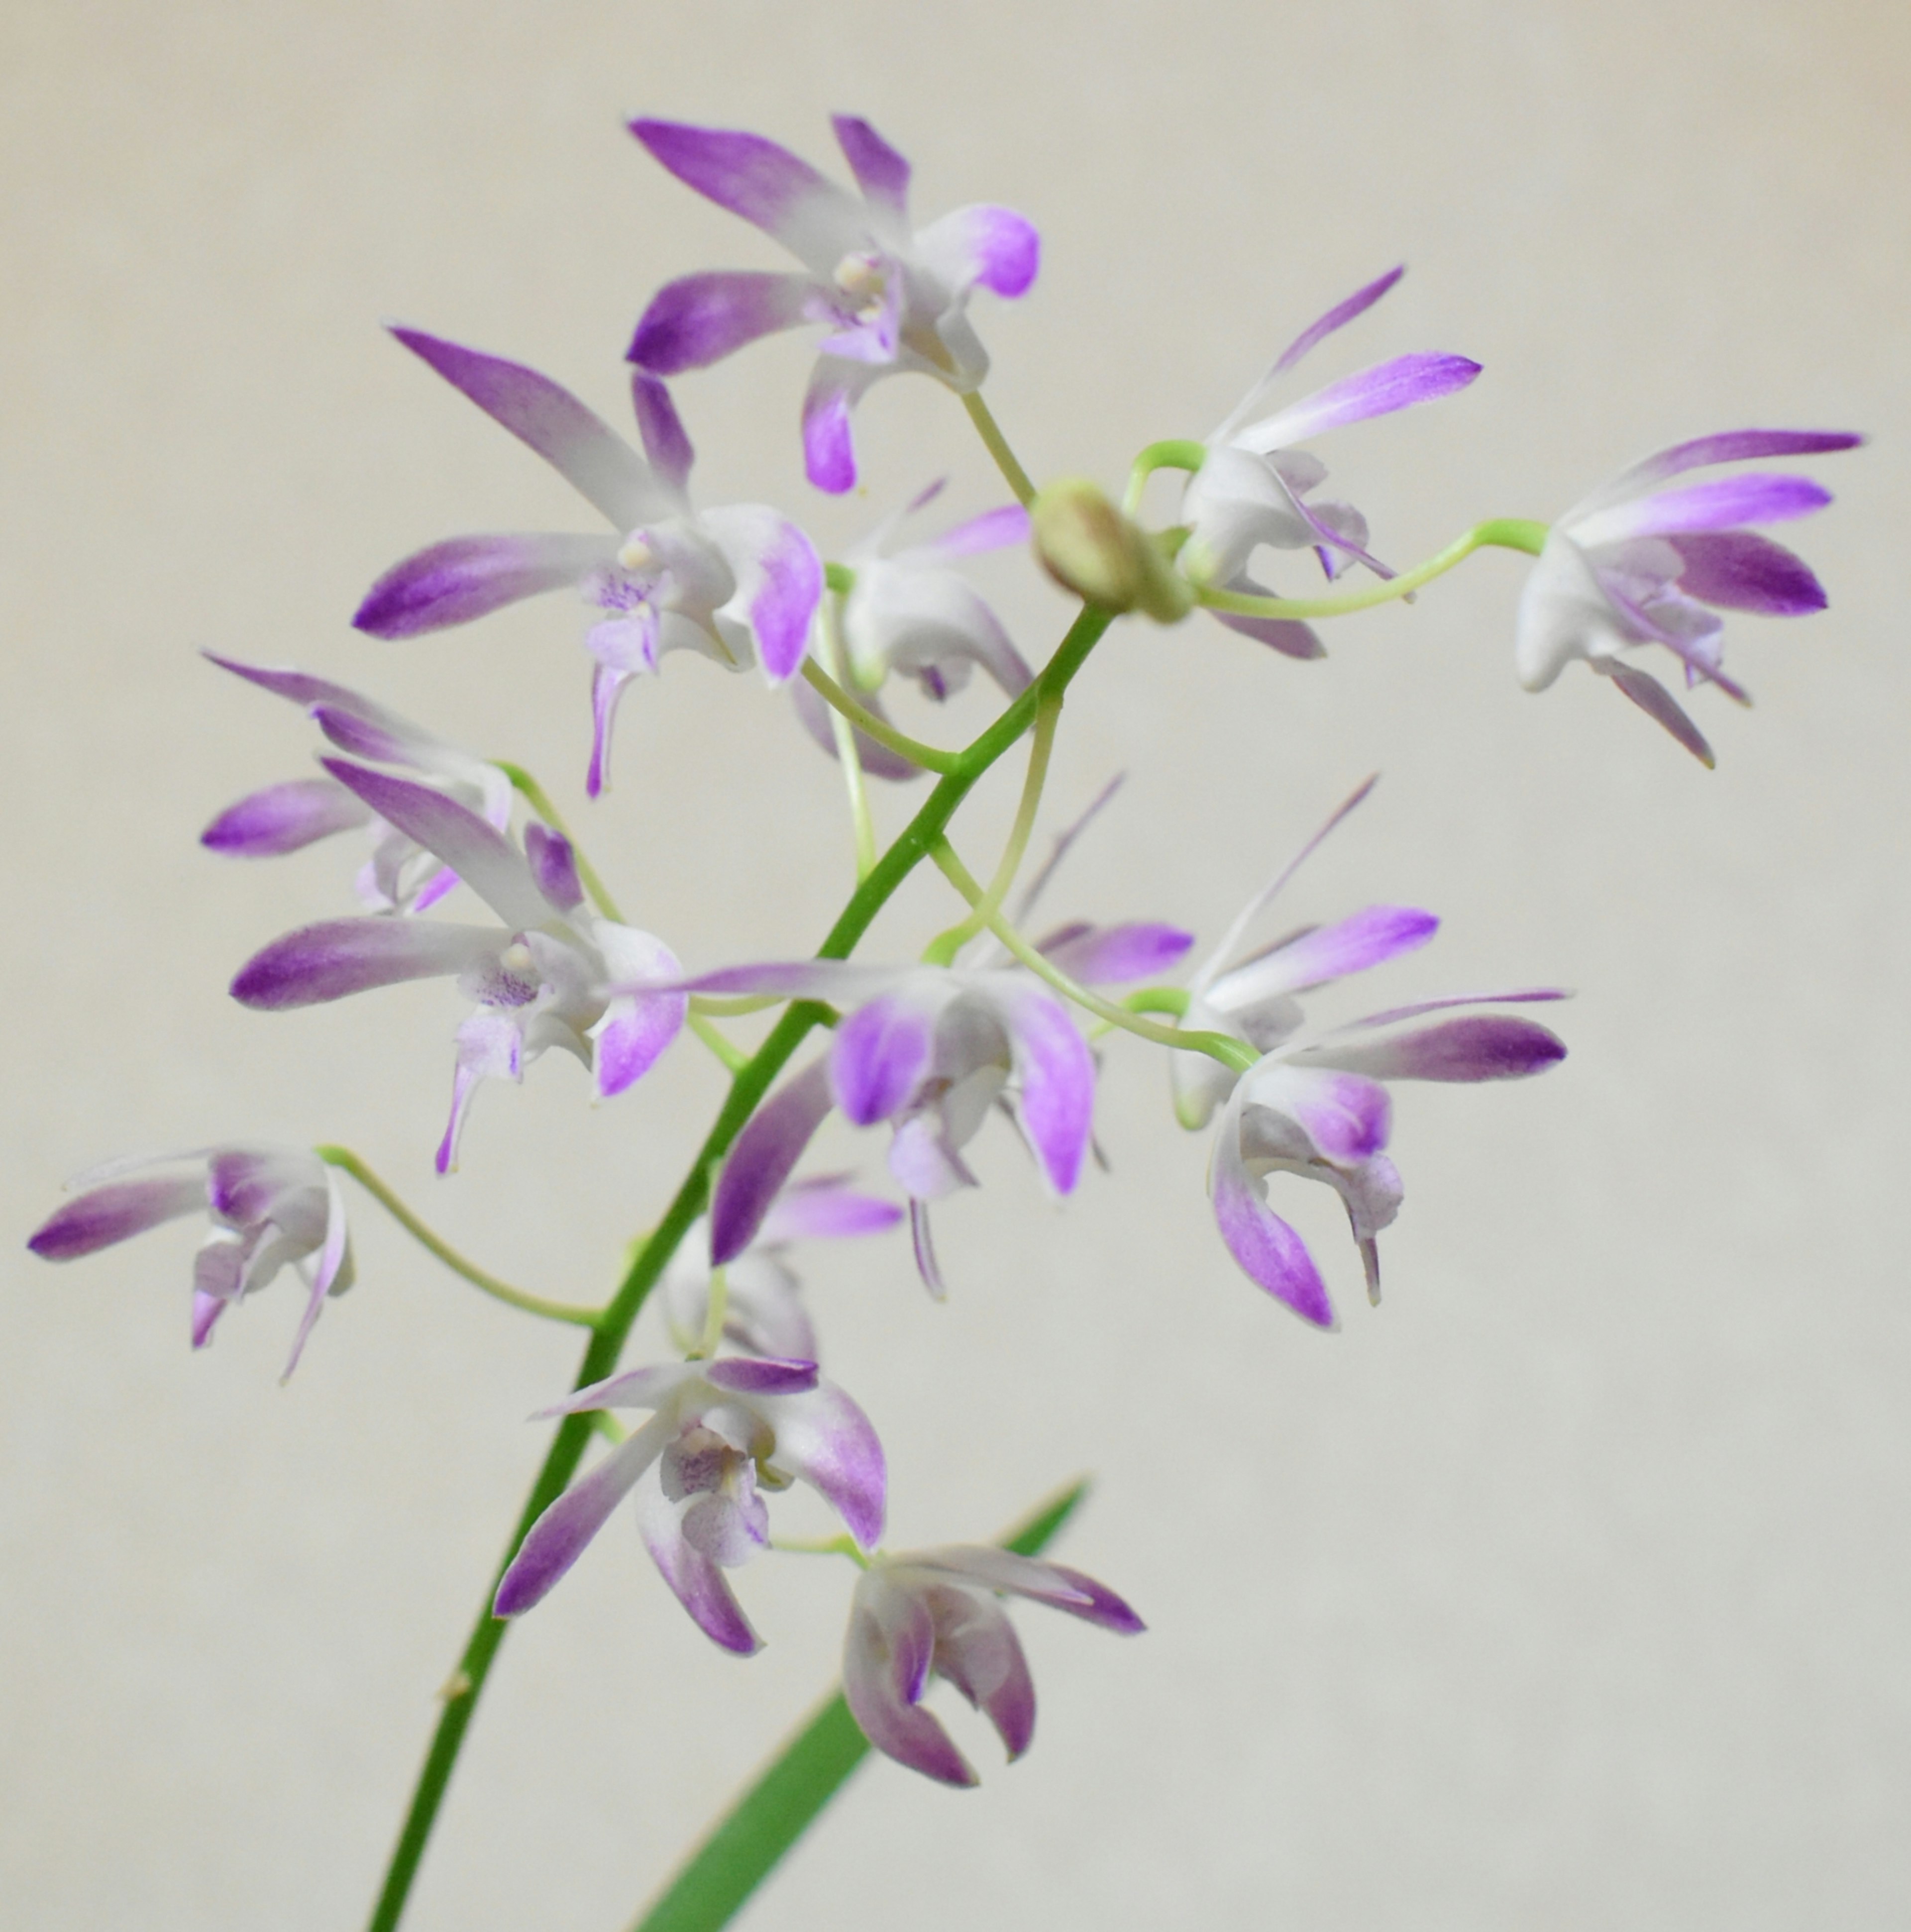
[626,115,1039,493]
[1514,428,1861,763]
[28,1145,352,1375]
[843,1546,1143,1786]
[1179,266,1481,659]
[493,1357,885,1655]
[228,762,685,1172]
[199,655,515,913]
[351,331,820,796]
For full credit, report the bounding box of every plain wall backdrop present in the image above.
[2,2,1906,1928]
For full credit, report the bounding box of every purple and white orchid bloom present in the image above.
[351,329,821,796]
[28,1145,352,1375]
[199,655,514,914]
[229,761,685,1173]
[493,1356,885,1655]
[843,1545,1143,1787]
[1179,266,1482,660]
[626,115,1039,493]
[660,1172,904,1361]
[1514,428,1862,763]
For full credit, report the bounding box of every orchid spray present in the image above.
[27,110,1859,1931]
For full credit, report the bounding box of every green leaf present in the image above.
[628,1478,1092,1932]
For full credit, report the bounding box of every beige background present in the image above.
[3,1,1906,1927]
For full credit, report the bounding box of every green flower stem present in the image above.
[814,593,878,882]
[315,1147,602,1327]
[1123,438,1208,515]
[960,389,1037,507]
[1086,984,1193,1039]
[799,659,961,775]
[927,841,1257,1075]
[492,761,625,922]
[921,692,1061,966]
[685,1011,750,1074]
[1196,516,1548,621]
[364,605,1115,1932]
[690,992,785,1018]
[630,1480,1092,1932]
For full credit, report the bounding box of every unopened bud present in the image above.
[1029,479,1193,623]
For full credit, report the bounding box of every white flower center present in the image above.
[833,251,889,321]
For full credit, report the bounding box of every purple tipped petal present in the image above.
[1038,921,1194,986]
[628,271,819,377]
[493,1422,668,1618]
[1211,904,1438,1009]
[996,985,1095,1195]
[701,505,823,684]
[1606,662,1716,766]
[832,114,911,213]
[191,1288,229,1347]
[712,1060,837,1266]
[281,1168,350,1379]
[202,653,365,711]
[803,363,869,494]
[765,1381,886,1548]
[319,760,548,931]
[389,328,668,527]
[908,1197,946,1298]
[832,996,936,1125]
[308,705,416,767]
[845,1578,975,1786]
[931,1590,1036,1758]
[1257,1067,1392,1163]
[201,779,370,856]
[593,990,686,1098]
[353,532,614,638]
[1213,1102,1335,1326]
[1583,474,1833,543]
[28,1174,206,1260]
[1307,1014,1567,1082]
[915,1547,1146,1633]
[630,119,849,258]
[1241,353,1482,451]
[630,371,695,490]
[635,1476,762,1654]
[1210,606,1327,660]
[586,663,633,801]
[757,1179,903,1244]
[1614,428,1863,493]
[1669,532,1826,615]
[524,824,583,912]
[704,1356,819,1396]
[904,504,1031,565]
[232,918,501,1010]
[915,204,1041,298]
[1270,264,1405,377]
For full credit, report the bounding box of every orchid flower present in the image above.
[199,655,514,913]
[351,330,820,796]
[28,1145,351,1374]
[661,1172,904,1361]
[229,761,685,1172]
[1178,266,1481,659]
[626,114,1039,493]
[1514,428,1862,763]
[493,1357,885,1655]
[843,1545,1143,1787]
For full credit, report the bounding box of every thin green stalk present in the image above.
[1123,437,1207,514]
[686,1011,750,1073]
[927,843,1256,1074]
[492,761,625,922]
[630,1479,1092,1932]
[814,594,878,881]
[800,660,961,775]
[961,389,1037,507]
[363,605,1115,1932]
[315,1147,601,1327]
[1195,517,1549,622]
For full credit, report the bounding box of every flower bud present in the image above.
[1030,479,1193,623]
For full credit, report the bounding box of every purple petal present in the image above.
[1270,265,1405,377]
[1211,905,1438,1008]
[389,328,668,527]
[635,1476,762,1654]
[1210,605,1327,660]
[831,996,936,1125]
[1307,1014,1566,1082]
[319,760,548,931]
[1257,1067,1392,1163]
[712,1059,837,1266]
[659,959,903,1003]
[630,119,851,249]
[232,917,500,1009]
[1613,429,1863,494]
[1669,532,1826,615]
[705,1356,819,1396]
[930,1589,1036,1757]
[915,1547,1146,1633]
[353,532,614,639]
[628,271,819,376]
[1038,921,1194,986]
[1584,474,1834,542]
[630,371,695,490]
[1348,988,1569,1028]
[1240,353,1482,451]
[281,1167,350,1379]
[831,114,911,213]
[524,824,583,912]
[534,1361,697,1419]
[803,362,870,494]
[908,1197,946,1297]
[1213,1099,1336,1326]
[1606,662,1716,766]
[493,1422,668,1618]
[791,676,925,782]
[915,204,1041,297]
[844,1578,975,1786]
[28,1174,206,1260]
[202,653,366,711]
[437,1009,523,1174]
[191,1288,229,1347]
[757,1179,903,1244]
[593,991,685,1098]
[587,663,633,801]
[765,1380,886,1548]
[201,779,369,856]
[996,985,1094,1195]
[701,505,823,684]
[903,504,1031,565]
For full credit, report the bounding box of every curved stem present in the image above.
[1195,516,1549,621]
[686,1011,749,1073]
[1124,437,1207,515]
[492,762,625,923]
[363,603,1115,1932]
[814,594,877,882]
[316,1147,602,1327]
[926,842,1257,1073]
[799,659,961,775]
[961,389,1037,507]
